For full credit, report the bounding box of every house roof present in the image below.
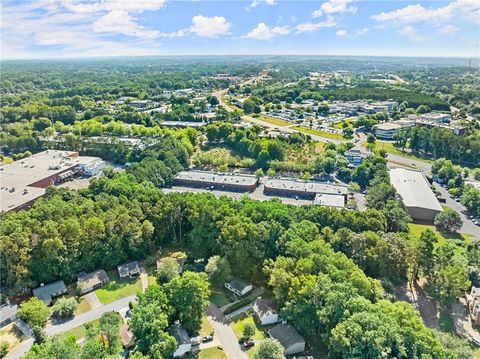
[0,303,18,322]
[227,279,252,292]
[119,324,134,346]
[269,324,305,349]
[389,168,443,212]
[117,261,140,276]
[32,280,67,304]
[168,323,190,345]
[253,298,277,319]
[77,270,109,292]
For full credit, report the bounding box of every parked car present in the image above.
[202,335,214,343]
[243,340,255,349]
[191,336,202,346]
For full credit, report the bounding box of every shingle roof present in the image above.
[269,324,305,349]
[253,298,277,319]
[32,280,67,305]
[168,323,190,345]
[227,279,252,292]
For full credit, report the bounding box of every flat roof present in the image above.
[313,193,345,208]
[175,171,258,187]
[374,122,403,131]
[389,168,443,212]
[265,178,347,196]
[0,151,102,212]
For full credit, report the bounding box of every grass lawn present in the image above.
[74,296,91,316]
[364,141,433,163]
[475,349,480,359]
[63,318,100,340]
[315,141,326,153]
[147,274,157,286]
[293,126,346,140]
[210,289,233,307]
[256,115,291,126]
[230,314,266,341]
[199,316,214,337]
[0,323,23,353]
[198,347,227,359]
[1,156,14,164]
[95,270,143,305]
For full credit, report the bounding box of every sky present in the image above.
[1,0,479,59]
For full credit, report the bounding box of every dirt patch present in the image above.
[0,323,23,352]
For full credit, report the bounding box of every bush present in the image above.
[18,298,50,328]
[51,297,78,319]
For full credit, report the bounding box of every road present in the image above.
[206,303,247,359]
[6,295,135,359]
[433,183,480,240]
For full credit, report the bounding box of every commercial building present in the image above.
[174,171,258,192]
[374,120,415,140]
[344,149,366,167]
[418,112,450,123]
[313,193,345,208]
[0,150,104,212]
[264,178,347,201]
[269,323,306,355]
[32,280,67,305]
[389,168,443,221]
[160,121,207,128]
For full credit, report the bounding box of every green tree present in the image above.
[253,338,285,359]
[24,335,80,359]
[18,298,50,328]
[98,312,122,355]
[156,257,180,284]
[51,297,78,319]
[434,209,462,233]
[205,256,232,287]
[165,272,210,333]
[242,322,256,340]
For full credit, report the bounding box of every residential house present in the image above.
[168,323,192,357]
[117,261,141,279]
[120,324,134,349]
[225,279,253,297]
[269,323,306,355]
[77,270,109,295]
[32,280,67,305]
[252,297,279,326]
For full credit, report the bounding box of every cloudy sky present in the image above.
[1,0,479,59]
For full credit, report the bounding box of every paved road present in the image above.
[6,295,135,359]
[206,303,247,359]
[433,183,480,240]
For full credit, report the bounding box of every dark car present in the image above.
[201,335,214,343]
[243,340,255,349]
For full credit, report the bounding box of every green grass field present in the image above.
[230,314,267,341]
[365,141,433,163]
[256,115,291,126]
[95,270,143,305]
[293,126,346,140]
[74,297,91,316]
[63,318,100,340]
[210,289,233,307]
[199,316,214,337]
[198,347,227,359]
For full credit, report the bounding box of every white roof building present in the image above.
[389,168,443,221]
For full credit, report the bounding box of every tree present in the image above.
[98,312,122,355]
[434,209,462,233]
[51,297,78,319]
[242,322,256,340]
[157,257,180,284]
[129,285,176,358]
[165,272,210,333]
[205,256,232,287]
[18,298,50,327]
[253,338,285,359]
[24,335,80,359]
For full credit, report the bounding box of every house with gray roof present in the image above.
[32,280,67,305]
[253,297,279,325]
[168,323,191,357]
[117,261,140,279]
[77,270,109,295]
[225,279,253,296]
[0,303,18,327]
[269,323,306,355]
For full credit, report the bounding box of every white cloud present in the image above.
[355,27,368,36]
[437,24,458,34]
[61,0,167,14]
[336,30,347,36]
[245,23,290,40]
[296,16,336,33]
[93,10,159,38]
[247,0,277,9]
[398,26,424,42]
[190,15,231,38]
[312,0,356,17]
[372,0,480,24]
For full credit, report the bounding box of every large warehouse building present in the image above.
[389,168,443,221]
[174,171,258,192]
[1,150,104,212]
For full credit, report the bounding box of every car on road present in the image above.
[191,336,202,346]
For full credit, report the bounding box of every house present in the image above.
[77,270,109,295]
[168,323,192,357]
[120,324,135,349]
[0,303,18,327]
[269,323,306,355]
[252,297,279,325]
[470,287,480,327]
[32,280,68,305]
[225,279,253,296]
[117,261,141,279]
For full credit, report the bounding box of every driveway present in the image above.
[84,291,101,309]
[140,266,148,293]
[206,303,247,359]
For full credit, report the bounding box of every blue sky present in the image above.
[1,0,479,59]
